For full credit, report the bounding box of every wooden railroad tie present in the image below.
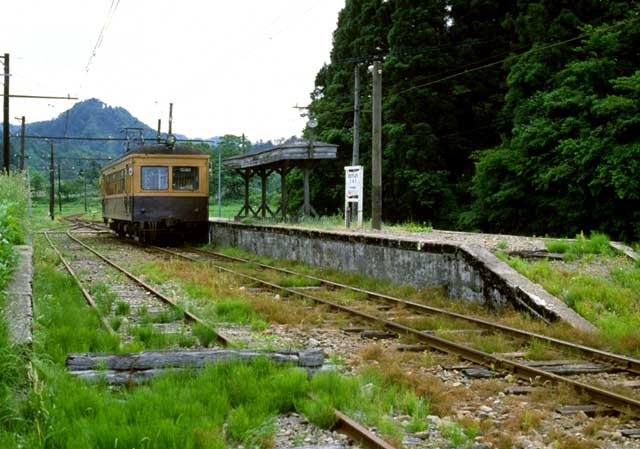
[67,348,324,385]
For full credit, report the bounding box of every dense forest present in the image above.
[303,0,640,240]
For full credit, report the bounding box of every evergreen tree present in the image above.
[469,4,640,239]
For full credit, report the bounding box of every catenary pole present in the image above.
[371,60,382,230]
[3,53,9,173]
[351,64,361,225]
[48,140,54,220]
[57,163,62,213]
[18,116,25,171]
[218,143,222,217]
[353,64,360,166]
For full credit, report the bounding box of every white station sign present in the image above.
[344,165,363,228]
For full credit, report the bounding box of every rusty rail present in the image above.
[43,232,116,335]
[187,247,640,375]
[156,246,640,417]
[66,232,230,347]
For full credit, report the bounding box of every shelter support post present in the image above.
[234,168,256,219]
[277,164,290,222]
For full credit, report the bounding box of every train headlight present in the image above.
[166,134,176,148]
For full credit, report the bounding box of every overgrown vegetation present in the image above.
[545,232,615,260]
[303,1,640,241]
[0,173,29,289]
[498,252,640,357]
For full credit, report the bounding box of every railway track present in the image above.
[43,225,395,449]
[185,247,640,375]
[149,244,640,418]
[45,230,229,347]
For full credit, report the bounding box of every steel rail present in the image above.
[65,230,395,449]
[334,410,397,449]
[188,247,640,375]
[44,232,116,335]
[66,232,230,347]
[156,246,640,416]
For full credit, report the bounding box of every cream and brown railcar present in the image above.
[100,143,209,242]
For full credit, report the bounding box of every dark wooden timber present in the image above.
[619,429,640,438]
[188,247,640,376]
[67,348,324,371]
[159,246,640,417]
[557,404,615,417]
[504,386,538,395]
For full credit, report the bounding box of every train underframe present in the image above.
[106,218,209,244]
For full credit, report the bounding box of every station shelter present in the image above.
[223,140,337,220]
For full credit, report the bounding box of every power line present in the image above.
[81,0,121,88]
[23,134,216,144]
[395,16,637,96]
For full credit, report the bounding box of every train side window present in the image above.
[141,166,169,190]
[172,167,199,191]
[118,169,125,193]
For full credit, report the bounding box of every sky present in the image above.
[1,0,345,141]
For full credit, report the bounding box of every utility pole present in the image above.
[82,170,87,213]
[18,116,25,171]
[217,143,222,217]
[371,60,382,230]
[353,64,360,166]
[351,64,361,225]
[3,53,10,173]
[57,162,62,213]
[48,140,54,220]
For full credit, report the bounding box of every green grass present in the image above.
[33,242,121,363]
[30,195,103,231]
[298,368,431,443]
[545,232,615,260]
[499,253,640,357]
[0,173,29,292]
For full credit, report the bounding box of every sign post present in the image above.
[344,165,363,228]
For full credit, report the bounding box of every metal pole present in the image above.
[217,144,222,217]
[353,64,360,166]
[168,103,173,135]
[49,141,54,220]
[57,163,62,213]
[18,116,25,171]
[3,53,10,173]
[156,119,161,143]
[371,60,382,230]
[351,64,361,225]
[27,170,32,217]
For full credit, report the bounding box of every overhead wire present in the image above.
[394,15,638,96]
[81,0,121,89]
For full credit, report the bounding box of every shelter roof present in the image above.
[223,140,337,170]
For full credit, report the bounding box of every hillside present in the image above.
[5,99,197,178]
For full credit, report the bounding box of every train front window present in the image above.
[141,166,168,190]
[172,166,199,191]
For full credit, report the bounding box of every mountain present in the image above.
[3,99,194,176]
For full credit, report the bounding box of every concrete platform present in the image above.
[2,245,33,347]
[208,222,596,333]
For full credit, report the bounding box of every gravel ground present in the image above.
[61,230,640,448]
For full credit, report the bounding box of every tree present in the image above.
[30,171,45,195]
[468,6,640,239]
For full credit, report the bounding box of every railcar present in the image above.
[100,141,210,243]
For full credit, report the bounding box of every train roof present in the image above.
[102,144,208,170]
